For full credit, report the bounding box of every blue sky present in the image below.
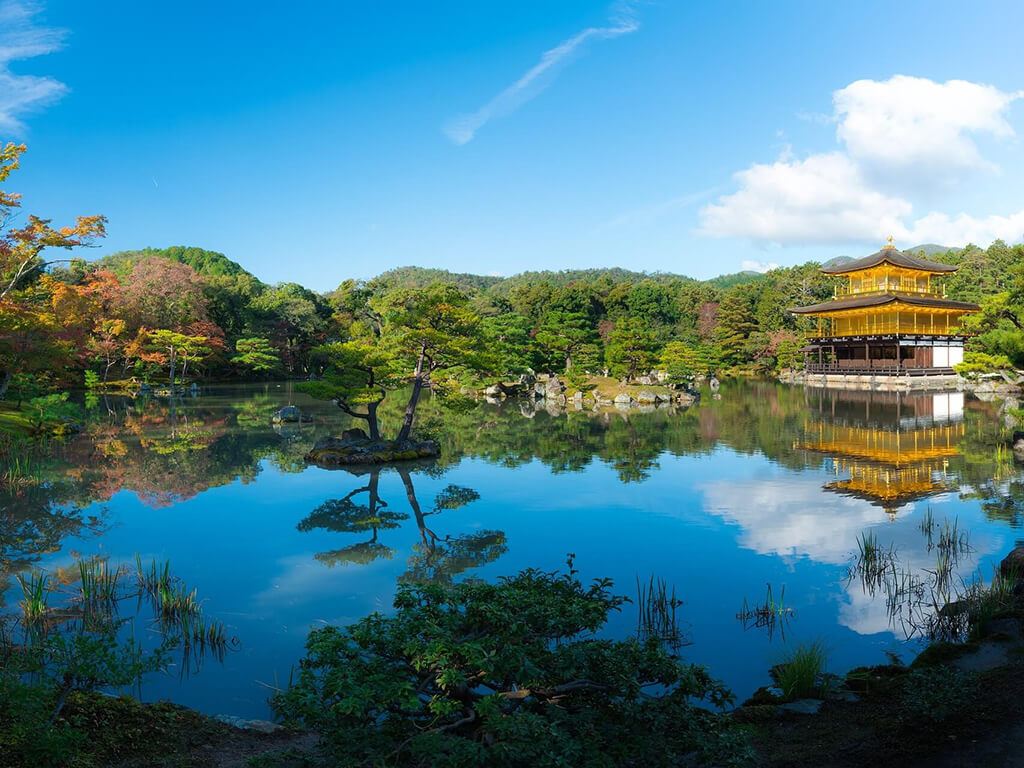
[3,0,1024,289]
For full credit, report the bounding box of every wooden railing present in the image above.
[805,363,955,376]
[834,287,946,299]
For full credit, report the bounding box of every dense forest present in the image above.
[4,141,1024,415]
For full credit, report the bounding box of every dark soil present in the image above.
[748,658,1024,768]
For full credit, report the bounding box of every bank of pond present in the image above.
[3,380,1024,765]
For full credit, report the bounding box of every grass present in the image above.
[0,403,36,436]
[850,530,899,596]
[135,554,173,595]
[134,554,234,658]
[737,583,794,640]
[636,574,687,652]
[17,571,50,625]
[776,640,829,700]
[79,556,122,611]
[585,376,678,401]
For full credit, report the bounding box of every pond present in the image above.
[2,380,1022,719]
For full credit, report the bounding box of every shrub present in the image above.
[953,351,1014,376]
[272,565,751,767]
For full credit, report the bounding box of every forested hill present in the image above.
[96,246,261,283]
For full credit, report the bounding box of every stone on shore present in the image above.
[1000,544,1024,577]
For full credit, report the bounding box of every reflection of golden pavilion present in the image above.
[799,389,964,518]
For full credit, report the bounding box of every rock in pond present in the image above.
[613,393,633,405]
[1000,544,1024,577]
[636,390,657,404]
[273,405,301,423]
[305,436,440,466]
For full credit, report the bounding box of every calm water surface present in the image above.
[3,381,1021,718]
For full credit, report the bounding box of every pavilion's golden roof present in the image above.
[821,247,958,275]
[789,293,979,315]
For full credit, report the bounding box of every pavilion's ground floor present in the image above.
[801,334,965,376]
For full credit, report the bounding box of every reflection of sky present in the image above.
[7,428,1020,720]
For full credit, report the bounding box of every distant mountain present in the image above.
[821,255,855,269]
[370,266,506,293]
[904,243,962,256]
[705,270,764,289]
[96,246,261,282]
[371,266,699,297]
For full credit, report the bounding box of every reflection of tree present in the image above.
[0,442,106,604]
[296,469,408,567]
[398,468,506,585]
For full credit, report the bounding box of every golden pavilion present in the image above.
[799,388,964,518]
[789,239,979,375]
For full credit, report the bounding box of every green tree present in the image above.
[660,342,718,382]
[605,316,660,380]
[139,329,210,385]
[301,339,397,441]
[271,564,743,767]
[535,311,595,373]
[374,283,486,443]
[713,286,758,366]
[231,337,280,374]
[480,312,539,378]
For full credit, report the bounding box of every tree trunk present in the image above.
[0,368,11,400]
[396,351,426,443]
[168,346,176,388]
[366,399,381,441]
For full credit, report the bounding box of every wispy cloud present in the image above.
[444,2,639,145]
[0,0,68,133]
[603,187,718,230]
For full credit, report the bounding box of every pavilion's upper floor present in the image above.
[821,240,958,299]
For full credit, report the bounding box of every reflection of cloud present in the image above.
[700,474,879,564]
[700,472,1005,638]
[253,551,396,623]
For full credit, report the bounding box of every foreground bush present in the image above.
[953,351,1015,376]
[272,565,750,767]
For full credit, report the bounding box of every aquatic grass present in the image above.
[936,517,970,557]
[776,639,829,700]
[636,574,688,653]
[156,582,200,621]
[918,507,936,543]
[17,571,50,625]
[850,530,898,595]
[135,553,172,596]
[78,556,122,610]
[737,583,794,640]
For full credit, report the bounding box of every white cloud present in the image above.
[835,76,1023,186]
[0,1,67,132]
[901,209,1024,246]
[444,2,638,145]
[699,76,1024,249]
[699,152,911,244]
[741,260,780,273]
